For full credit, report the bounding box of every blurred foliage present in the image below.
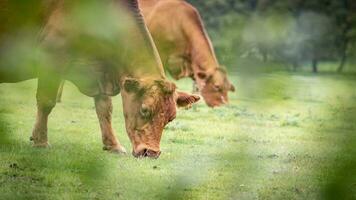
[1,1,355,199]
[187,0,356,72]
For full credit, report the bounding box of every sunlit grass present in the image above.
[0,71,355,199]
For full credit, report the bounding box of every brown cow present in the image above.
[138,0,235,107]
[0,0,200,158]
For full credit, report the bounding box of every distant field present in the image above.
[0,72,355,199]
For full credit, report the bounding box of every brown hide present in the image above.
[0,0,121,96]
[0,0,200,158]
[139,0,235,107]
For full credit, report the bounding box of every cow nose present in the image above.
[132,148,161,159]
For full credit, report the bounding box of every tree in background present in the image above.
[187,0,356,73]
[334,0,356,72]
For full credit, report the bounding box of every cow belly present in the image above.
[0,36,39,83]
[63,62,120,97]
[0,65,37,83]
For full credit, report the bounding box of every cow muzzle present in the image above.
[132,148,161,159]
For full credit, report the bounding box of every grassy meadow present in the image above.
[0,70,355,199]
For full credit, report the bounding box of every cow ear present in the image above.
[155,80,176,95]
[229,83,236,92]
[123,78,141,93]
[176,91,200,108]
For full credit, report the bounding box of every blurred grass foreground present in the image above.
[1,0,356,200]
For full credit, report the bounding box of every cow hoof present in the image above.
[103,145,127,155]
[32,142,50,148]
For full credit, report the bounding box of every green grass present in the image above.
[0,72,355,199]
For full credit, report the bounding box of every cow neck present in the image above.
[122,63,165,81]
[122,26,166,81]
[137,0,160,18]
[121,0,166,81]
[189,22,220,76]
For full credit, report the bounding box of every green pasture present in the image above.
[0,71,355,199]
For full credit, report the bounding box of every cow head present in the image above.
[196,67,235,107]
[121,77,200,158]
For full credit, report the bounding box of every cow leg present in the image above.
[31,76,61,147]
[94,95,126,154]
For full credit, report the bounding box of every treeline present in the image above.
[187,0,356,72]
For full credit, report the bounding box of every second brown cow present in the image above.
[139,0,235,107]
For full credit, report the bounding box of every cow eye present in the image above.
[214,85,222,92]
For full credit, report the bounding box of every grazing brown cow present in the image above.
[138,0,235,107]
[0,0,200,158]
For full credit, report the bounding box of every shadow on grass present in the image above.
[320,99,356,200]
